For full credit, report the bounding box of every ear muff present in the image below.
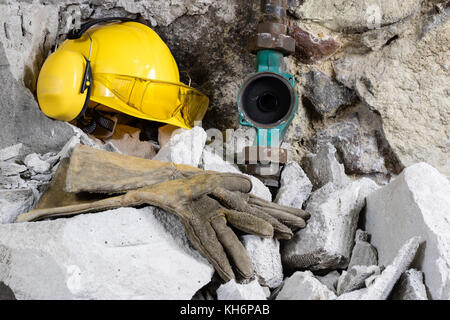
[37,50,90,122]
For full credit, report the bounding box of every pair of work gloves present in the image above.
[17,144,310,282]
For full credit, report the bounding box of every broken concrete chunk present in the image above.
[303,143,349,190]
[276,271,337,300]
[336,265,381,295]
[316,271,340,293]
[0,189,35,224]
[338,237,423,300]
[0,42,76,157]
[365,163,450,300]
[0,175,28,190]
[275,161,312,209]
[241,235,283,289]
[158,124,179,148]
[217,279,267,300]
[282,178,379,271]
[24,153,51,174]
[0,207,214,299]
[0,161,27,176]
[153,126,207,167]
[290,25,341,64]
[0,144,22,161]
[348,229,378,269]
[302,69,356,116]
[391,269,428,300]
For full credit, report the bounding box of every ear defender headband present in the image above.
[67,17,141,121]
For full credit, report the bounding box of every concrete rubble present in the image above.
[0,207,214,300]
[391,269,428,300]
[217,279,267,300]
[303,143,349,190]
[241,235,283,289]
[316,271,340,294]
[365,163,450,300]
[282,178,379,271]
[275,161,312,209]
[276,271,337,300]
[153,126,207,167]
[348,230,378,269]
[336,265,381,295]
[338,237,423,300]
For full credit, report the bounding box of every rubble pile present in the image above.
[0,0,449,300]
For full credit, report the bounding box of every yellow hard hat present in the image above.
[37,18,209,129]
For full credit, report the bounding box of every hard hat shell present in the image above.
[37,21,208,129]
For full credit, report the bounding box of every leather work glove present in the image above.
[17,144,310,282]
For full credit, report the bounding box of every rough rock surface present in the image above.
[336,265,381,295]
[0,189,35,224]
[290,0,422,33]
[290,25,341,64]
[217,279,267,300]
[276,271,337,300]
[275,161,312,209]
[316,271,340,293]
[307,113,388,175]
[0,207,214,300]
[301,69,356,116]
[334,9,450,178]
[153,126,207,167]
[348,230,378,269]
[391,269,428,300]
[0,42,76,156]
[365,163,450,300]
[303,143,349,191]
[282,178,379,271]
[338,237,423,300]
[241,236,283,289]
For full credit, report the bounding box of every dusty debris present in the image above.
[338,237,423,300]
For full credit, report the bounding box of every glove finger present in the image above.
[213,174,253,193]
[182,219,236,282]
[210,215,254,280]
[250,205,306,229]
[209,188,292,239]
[246,206,293,240]
[222,209,274,238]
[248,195,311,220]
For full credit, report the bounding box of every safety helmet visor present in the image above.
[91,74,209,129]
